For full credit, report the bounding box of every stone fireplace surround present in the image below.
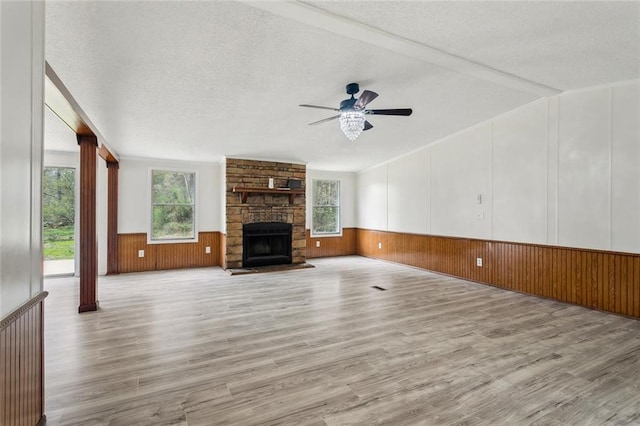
[224,158,306,269]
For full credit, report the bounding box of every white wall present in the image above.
[431,124,493,239]
[355,166,388,231]
[356,80,640,254]
[0,1,45,317]
[611,85,640,252]
[387,148,430,234]
[44,150,78,168]
[492,100,548,244]
[220,159,227,234]
[558,88,611,249]
[118,157,222,235]
[306,170,357,231]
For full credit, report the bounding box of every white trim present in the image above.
[147,167,199,245]
[489,122,494,240]
[311,231,343,238]
[385,164,389,232]
[310,178,342,238]
[428,146,432,234]
[555,97,560,245]
[31,0,46,295]
[608,87,613,250]
[558,78,639,96]
[147,237,200,245]
[545,97,550,245]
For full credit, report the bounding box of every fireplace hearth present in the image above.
[243,222,292,267]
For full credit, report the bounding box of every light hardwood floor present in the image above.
[44,256,640,425]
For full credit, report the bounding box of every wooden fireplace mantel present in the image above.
[232,186,305,204]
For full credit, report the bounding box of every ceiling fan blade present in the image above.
[354,90,379,110]
[366,108,413,116]
[363,120,373,131]
[308,115,341,126]
[300,104,340,112]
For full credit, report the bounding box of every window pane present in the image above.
[312,206,339,234]
[313,180,339,206]
[43,167,75,261]
[152,205,194,239]
[152,170,195,204]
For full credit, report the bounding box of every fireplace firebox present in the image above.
[242,222,292,267]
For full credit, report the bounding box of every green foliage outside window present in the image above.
[152,170,195,240]
[43,167,75,260]
[43,167,75,228]
[312,180,340,234]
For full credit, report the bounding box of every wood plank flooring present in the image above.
[44,256,640,425]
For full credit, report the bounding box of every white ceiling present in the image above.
[44,1,640,172]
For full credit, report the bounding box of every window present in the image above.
[43,167,76,265]
[312,179,340,235]
[151,169,196,241]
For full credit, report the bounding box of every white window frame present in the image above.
[148,168,198,244]
[311,179,342,237]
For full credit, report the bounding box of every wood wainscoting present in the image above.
[306,228,357,258]
[0,292,48,426]
[117,232,221,273]
[357,229,640,319]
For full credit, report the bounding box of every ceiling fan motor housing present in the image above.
[345,82,360,95]
[340,98,357,111]
[340,83,360,111]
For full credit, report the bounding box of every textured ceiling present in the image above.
[44,1,640,171]
[307,1,640,91]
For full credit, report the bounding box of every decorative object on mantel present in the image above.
[286,179,301,189]
[300,82,413,141]
[232,186,305,204]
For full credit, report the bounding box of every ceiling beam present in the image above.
[240,0,562,97]
[44,62,119,163]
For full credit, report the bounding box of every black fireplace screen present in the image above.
[242,222,292,267]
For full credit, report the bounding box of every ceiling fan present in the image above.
[300,82,413,141]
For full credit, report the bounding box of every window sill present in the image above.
[147,236,199,245]
[310,231,343,238]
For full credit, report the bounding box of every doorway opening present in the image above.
[43,166,76,276]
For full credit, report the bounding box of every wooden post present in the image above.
[77,134,98,312]
[106,161,119,275]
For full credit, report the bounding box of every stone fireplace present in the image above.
[224,158,306,269]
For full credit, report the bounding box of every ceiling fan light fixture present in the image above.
[301,83,412,140]
[339,111,366,141]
